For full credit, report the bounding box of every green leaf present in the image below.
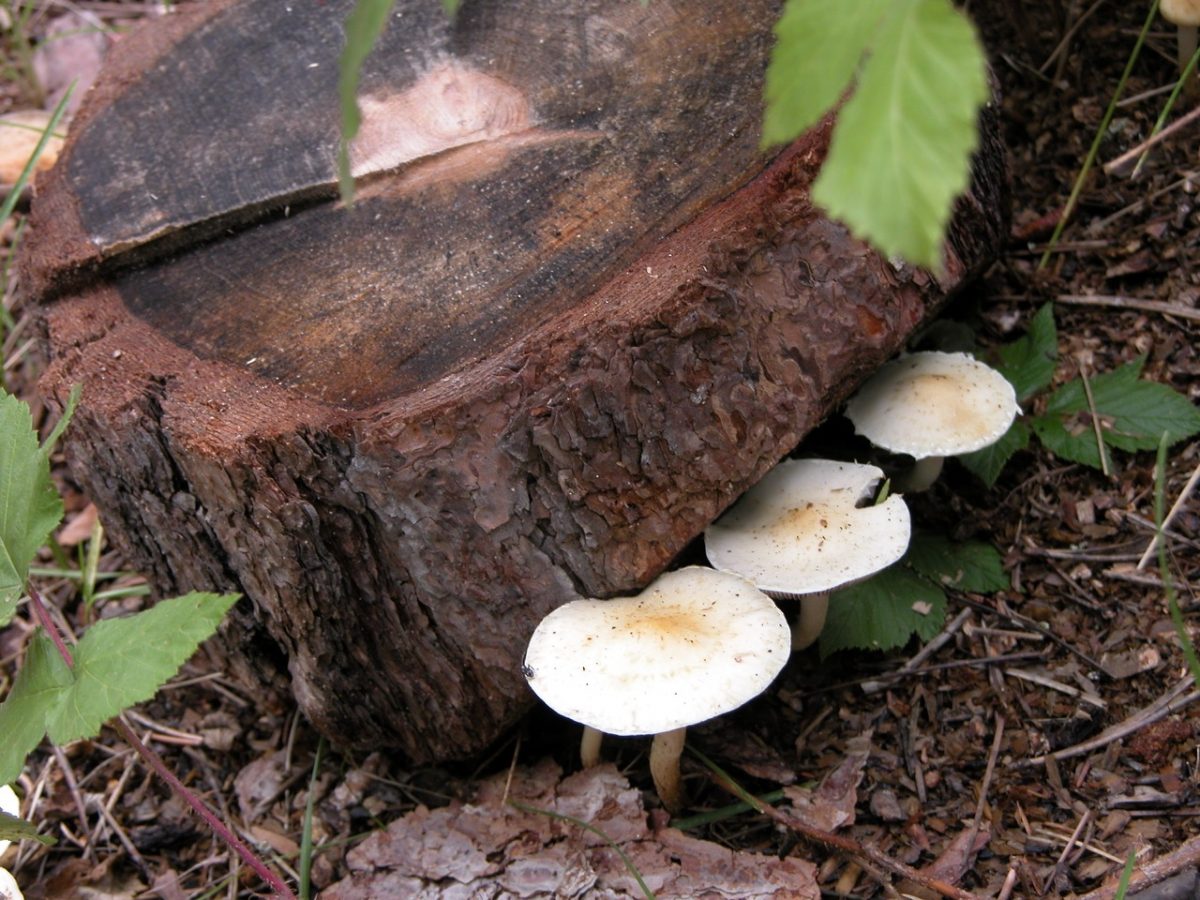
[0,809,55,847]
[957,419,1030,487]
[442,0,461,15]
[44,593,239,744]
[1032,356,1200,469]
[0,392,64,626]
[907,533,1008,593]
[819,566,946,658]
[992,303,1057,402]
[811,0,988,269]
[762,0,891,146]
[0,634,73,787]
[337,0,396,203]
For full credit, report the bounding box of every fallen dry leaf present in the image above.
[784,731,871,832]
[324,758,818,899]
[0,110,64,184]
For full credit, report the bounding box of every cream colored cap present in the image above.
[705,458,910,596]
[1162,0,1200,26]
[523,567,789,736]
[0,785,17,858]
[845,351,1019,458]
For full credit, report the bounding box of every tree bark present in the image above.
[22,0,1009,763]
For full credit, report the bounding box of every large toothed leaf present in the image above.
[811,0,988,269]
[762,0,891,145]
[0,634,73,787]
[1032,356,1200,470]
[0,392,64,625]
[991,303,1057,402]
[820,566,946,658]
[958,419,1030,487]
[44,593,239,744]
[907,534,1008,593]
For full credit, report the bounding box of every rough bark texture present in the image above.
[23,0,1010,762]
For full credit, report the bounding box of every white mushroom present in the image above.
[844,351,1019,492]
[1162,0,1200,79]
[0,785,22,900]
[705,459,911,650]
[523,566,790,812]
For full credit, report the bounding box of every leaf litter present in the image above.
[1,1,1200,898]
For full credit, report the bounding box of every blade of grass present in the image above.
[336,0,396,204]
[298,736,325,900]
[0,83,72,224]
[81,517,103,609]
[40,383,81,455]
[507,799,656,900]
[1112,850,1136,899]
[1155,434,1200,685]
[1038,0,1158,269]
[670,789,788,831]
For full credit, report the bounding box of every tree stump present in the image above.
[22,0,1009,763]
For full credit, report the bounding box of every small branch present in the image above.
[27,586,74,668]
[1077,358,1110,477]
[1080,832,1200,899]
[1057,294,1200,324]
[1103,103,1200,175]
[971,714,1005,837]
[1137,458,1200,570]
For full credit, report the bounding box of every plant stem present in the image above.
[25,587,297,898]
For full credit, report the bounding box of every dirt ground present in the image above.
[2,2,1199,898]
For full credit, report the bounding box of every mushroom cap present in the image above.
[523,567,789,736]
[1162,0,1200,26]
[844,351,1019,458]
[705,458,910,596]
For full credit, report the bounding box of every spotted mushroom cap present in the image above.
[1162,0,1200,26]
[844,351,1020,458]
[704,458,910,597]
[523,566,789,736]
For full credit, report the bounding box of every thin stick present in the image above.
[51,745,93,859]
[1104,102,1200,176]
[1137,458,1200,570]
[1015,676,1198,768]
[1057,294,1200,323]
[1080,832,1200,899]
[694,749,982,900]
[1042,809,1091,894]
[971,714,1005,836]
[28,586,74,667]
[1077,358,1110,476]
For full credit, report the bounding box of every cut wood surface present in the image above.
[23,0,1009,762]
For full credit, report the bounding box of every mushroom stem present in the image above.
[580,726,604,768]
[898,455,944,493]
[1180,26,1199,96]
[649,727,688,814]
[791,591,831,651]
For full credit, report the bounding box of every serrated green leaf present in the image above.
[44,593,239,744]
[811,0,988,269]
[762,0,891,146]
[957,419,1030,487]
[993,303,1057,402]
[819,566,946,658]
[0,634,73,787]
[0,809,55,847]
[0,392,64,625]
[907,533,1008,593]
[1032,357,1200,469]
[337,0,396,203]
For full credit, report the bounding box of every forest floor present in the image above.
[2,2,1199,898]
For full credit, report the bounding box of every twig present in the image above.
[1103,102,1200,175]
[1042,809,1091,894]
[1137,458,1200,570]
[1004,668,1106,708]
[1057,294,1200,324]
[694,750,983,900]
[1015,676,1198,768]
[51,745,92,860]
[1077,358,1111,476]
[971,714,1005,836]
[1038,0,1107,75]
[1080,832,1200,899]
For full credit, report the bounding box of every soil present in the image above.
[2,2,1198,898]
